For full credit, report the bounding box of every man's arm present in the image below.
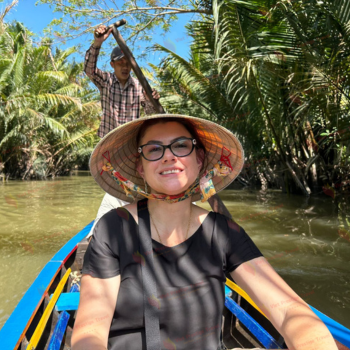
[84,25,113,90]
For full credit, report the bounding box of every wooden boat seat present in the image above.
[54,292,80,311]
[46,284,80,349]
[49,283,80,312]
[47,311,70,350]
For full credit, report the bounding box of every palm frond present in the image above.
[54,83,83,96]
[36,71,69,84]
[42,116,68,138]
[36,93,82,110]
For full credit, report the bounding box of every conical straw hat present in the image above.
[89,114,244,202]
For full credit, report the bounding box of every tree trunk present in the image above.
[305,121,318,189]
[285,161,311,195]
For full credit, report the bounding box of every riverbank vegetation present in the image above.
[1,0,350,197]
[152,0,350,196]
[0,7,100,179]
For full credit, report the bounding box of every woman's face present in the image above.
[137,122,203,196]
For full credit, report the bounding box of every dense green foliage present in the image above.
[0,19,101,179]
[1,0,350,197]
[152,0,350,195]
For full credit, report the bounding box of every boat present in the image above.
[0,222,349,350]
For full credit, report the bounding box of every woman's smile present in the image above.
[159,167,184,176]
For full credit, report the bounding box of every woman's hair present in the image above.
[136,118,207,168]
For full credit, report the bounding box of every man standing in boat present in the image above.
[84,25,160,238]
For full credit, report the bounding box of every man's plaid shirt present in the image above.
[84,45,154,138]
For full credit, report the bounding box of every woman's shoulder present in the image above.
[91,205,137,244]
[121,202,138,224]
[213,211,242,234]
[93,205,137,234]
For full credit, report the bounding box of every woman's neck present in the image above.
[147,198,193,245]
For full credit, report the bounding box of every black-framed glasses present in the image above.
[138,138,197,161]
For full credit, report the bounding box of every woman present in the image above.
[72,114,337,350]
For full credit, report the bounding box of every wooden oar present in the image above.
[101,20,232,219]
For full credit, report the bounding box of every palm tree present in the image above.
[0,19,101,179]
[152,0,350,195]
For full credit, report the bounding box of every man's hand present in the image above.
[93,25,113,48]
[152,89,160,100]
[141,89,162,114]
[144,89,160,101]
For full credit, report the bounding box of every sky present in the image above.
[3,0,193,68]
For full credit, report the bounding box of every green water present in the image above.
[0,172,349,331]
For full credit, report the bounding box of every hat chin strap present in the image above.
[101,161,232,203]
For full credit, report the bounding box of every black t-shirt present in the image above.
[82,206,263,350]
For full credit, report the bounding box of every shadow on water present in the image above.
[0,172,349,330]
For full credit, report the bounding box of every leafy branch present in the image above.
[39,0,211,48]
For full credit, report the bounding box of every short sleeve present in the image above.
[220,216,263,273]
[82,210,121,279]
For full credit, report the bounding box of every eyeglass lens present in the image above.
[142,139,194,160]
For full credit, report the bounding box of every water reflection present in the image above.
[0,173,349,330]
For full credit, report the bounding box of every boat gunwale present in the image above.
[0,221,93,350]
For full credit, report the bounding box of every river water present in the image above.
[0,172,349,332]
